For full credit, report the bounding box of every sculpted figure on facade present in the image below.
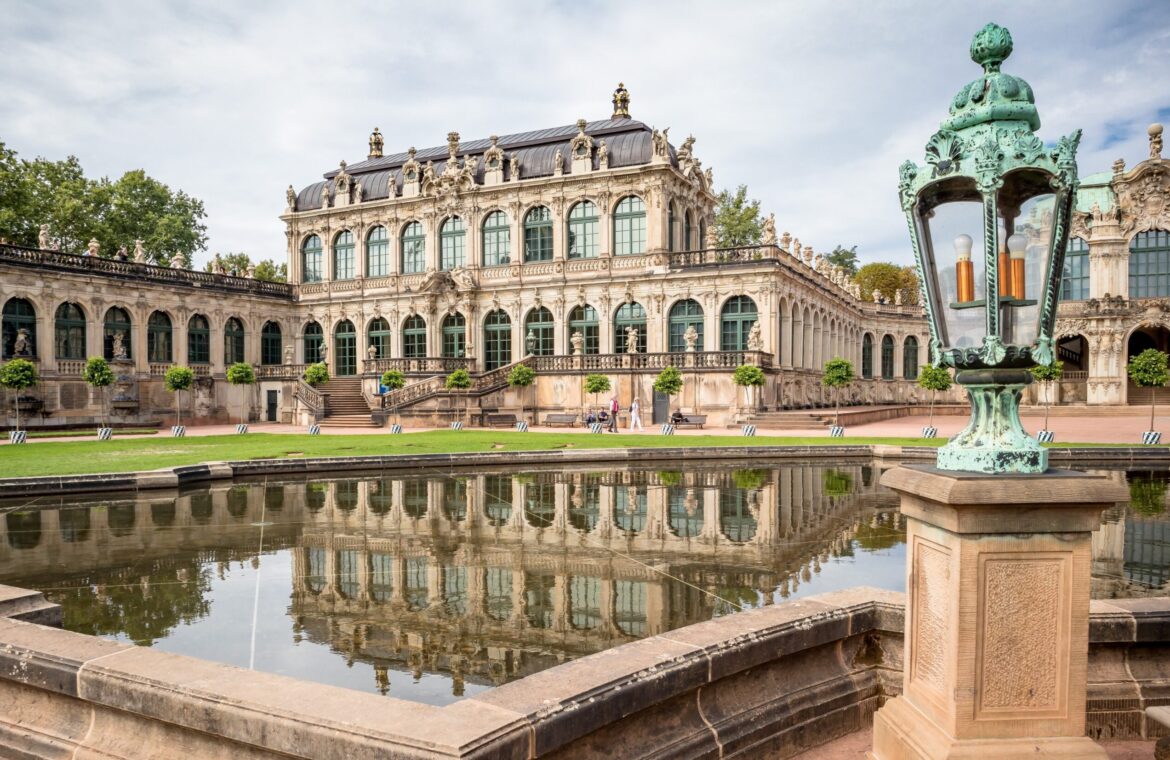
[320,186,331,209]
[112,331,128,360]
[625,325,639,354]
[1150,123,1163,160]
[525,329,536,356]
[597,139,608,169]
[677,134,695,163]
[368,127,384,159]
[367,343,378,361]
[508,153,520,181]
[12,328,30,356]
[762,213,777,246]
[38,224,51,249]
[684,324,698,353]
[318,341,329,364]
[449,267,475,291]
[354,180,364,203]
[570,330,584,356]
[133,239,146,263]
[245,264,255,279]
[484,135,504,169]
[170,251,185,269]
[286,185,297,209]
[553,147,564,175]
[747,321,763,351]
[894,288,904,306]
[651,127,670,159]
[336,161,351,195]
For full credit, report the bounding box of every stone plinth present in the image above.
[870,465,1127,760]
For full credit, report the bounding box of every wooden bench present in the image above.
[544,413,578,427]
[671,414,707,429]
[485,413,518,428]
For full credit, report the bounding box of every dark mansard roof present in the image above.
[294,118,673,212]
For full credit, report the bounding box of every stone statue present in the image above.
[354,181,364,203]
[553,147,563,173]
[112,331,128,360]
[570,330,584,356]
[894,288,904,306]
[319,342,329,364]
[704,167,713,188]
[284,345,294,365]
[597,139,608,165]
[13,328,30,356]
[245,264,255,279]
[677,134,696,162]
[792,239,801,258]
[704,225,718,250]
[509,152,520,180]
[422,161,436,186]
[367,343,378,361]
[872,289,883,304]
[133,239,146,263]
[625,325,639,354]
[780,231,792,250]
[762,213,777,245]
[320,188,331,209]
[651,127,670,158]
[525,329,536,356]
[747,321,763,351]
[170,251,185,269]
[683,324,698,352]
[286,185,297,209]
[1150,123,1164,160]
[450,267,475,291]
[38,224,51,249]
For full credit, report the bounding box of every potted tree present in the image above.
[164,365,195,437]
[584,373,610,423]
[83,356,115,440]
[1127,348,1169,444]
[916,364,952,439]
[226,362,256,434]
[507,364,537,428]
[653,366,684,432]
[1029,360,1063,442]
[445,368,472,428]
[821,357,855,437]
[0,358,38,444]
[381,369,405,432]
[732,364,766,422]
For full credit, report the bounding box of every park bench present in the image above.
[672,414,707,429]
[485,413,518,428]
[544,413,578,427]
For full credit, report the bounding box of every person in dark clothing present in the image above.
[670,410,688,425]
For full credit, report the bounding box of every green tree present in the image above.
[164,365,195,427]
[712,185,762,248]
[1127,348,1169,433]
[732,364,766,413]
[822,358,855,427]
[823,469,854,497]
[917,364,953,427]
[0,358,38,434]
[584,373,611,412]
[226,362,255,427]
[853,262,919,304]
[826,245,859,276]
[654,366,684,416]
[445,368,473,425]
[507,364,537,424]
[303,362,329,387]
[83,356,115,428]
[1128,473,1168,517]
[252,259,287,282]
[1030,360,1063,431]
[203,253,287,282]
[381,369,406,426]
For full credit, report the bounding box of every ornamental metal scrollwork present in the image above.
[925,131,963,177]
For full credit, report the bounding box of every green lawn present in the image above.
[0,431,944,478]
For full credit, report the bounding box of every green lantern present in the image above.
[899,23,1082,474]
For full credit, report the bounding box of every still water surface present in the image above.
[0,461,1165,705]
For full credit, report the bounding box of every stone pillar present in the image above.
[870,466,1126,760]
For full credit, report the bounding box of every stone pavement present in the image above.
[798,727,1154,759]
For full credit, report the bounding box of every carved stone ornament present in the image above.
[1115,161,1170,236]
[368,127,384,160]
[286,185,297,210]
[651,127,670,159]
[762,213,777,245]
[484,135,504,169]
[402,148,419,181]
[569,119,594,158]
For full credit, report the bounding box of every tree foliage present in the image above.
[303,363,329,386]
[1129,473,1168,517]
[204,252,287,282]
[653,366,684,397]
[853,262,919,304]
[584,374,611,395]
[226,362,255,385]
[713,185,762,247]
[821,358,855,389]
[826,245,859,276]
[445,368,472,390]
[1030,361,1064,383]
[82,357,114,388]
[0,358,38,392]
[732,364,766,387]
[507,364,536,388]
[1127,349,1169,388]
[917,364,953,393]
[380,370,405,391]
[163,366,194,393]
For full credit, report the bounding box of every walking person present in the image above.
[608,395,620,433]
[629,397,643,431]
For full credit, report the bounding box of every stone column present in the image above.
[870,466,1126,760]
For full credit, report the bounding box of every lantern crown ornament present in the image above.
[899,23,1082,474]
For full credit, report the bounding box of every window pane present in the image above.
[482,211,511,266]
[440,217,466,270]
[401,222,425,274]
[614,196,646,256]
[366,226,389,277]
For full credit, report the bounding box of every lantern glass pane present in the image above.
[998,186,1055,348]
[919,198,986,351]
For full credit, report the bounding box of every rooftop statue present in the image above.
[368,126,384,159]
[85,239,99,257]
[286,184,297,209]
[762,213,777,245]
[170,251,185,269]
[38,224,51,249]
[133,239,146,263]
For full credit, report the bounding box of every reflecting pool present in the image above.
[0,462,1165,705]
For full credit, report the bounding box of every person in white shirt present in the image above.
[629,397,643,431]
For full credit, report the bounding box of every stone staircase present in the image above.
[319,376,378,427]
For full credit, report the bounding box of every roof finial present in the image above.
[447,131,460,161]
[612,82,630,119]
[368,127,383,159]
[1150,123,1164,160]
[970,22,1013,73]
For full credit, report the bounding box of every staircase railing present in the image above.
[294,379,325,419]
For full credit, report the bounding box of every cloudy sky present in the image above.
[3,0,1168,270]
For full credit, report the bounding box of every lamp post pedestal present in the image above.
[869,466,1125,760]
[938,369,1045,475]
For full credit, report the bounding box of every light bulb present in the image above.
[953,234,973,261]
[1007,233,1027,259]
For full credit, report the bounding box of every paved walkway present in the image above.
[797,727,1154,759]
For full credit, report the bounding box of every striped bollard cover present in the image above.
[8,430,26,444]
[236,423,248,435]
[450,421,463,431]
[829,426,845,438]
[1143,431,1162,445]
[741,425,757,437]
[97,427,113,441]
[589,423,603,433]
[307,424,320,436]
[660,424,675,436]
[1036,430,1054,443]
[172,425,186,438]
[515,421,529,432]
[389,423,403,434]
[921,426,937,439]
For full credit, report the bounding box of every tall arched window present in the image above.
[188,315,210,364]
[524,206,553,262]
[567,305,599,354]
[401,221,425,274]
[224,318,245,365]
[667,202,676,252]
[103,307,132,360]
[683,209,693,251]
[861,333,874,379]
[366,317,390,360]
[903,336,919,379]
[614,303,647,354]
[1061,237,1089,301]
[567,201,599,259]
[1129,230,1170,299]
[334,320,356,375]
[440,217,465,270]
[442,313,466,358]
[303,321,323,363]
[482,211,510,266]
[333,231,355,280]
[668,299,704,353]
[880,335,895,380]
[54,303,86,360]
[261,322,282,365]
[613,196,647,255]
[483,310,511,370]
[524,307,554,356]
[402,315,426,358]
[720,296,758,351]
[1,298,36,359]
[668,487,703,538]
[366,226,389,278]
[147,311,172,363]
[301,235,323,283]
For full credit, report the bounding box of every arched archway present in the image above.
[1127,324,1170,406]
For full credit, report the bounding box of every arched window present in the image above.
[103,307,132,360]
[668,487,703,538]
[303,321,323,363]
[524,206,553,262]
[903,336,919,379]
[401,221,425,274]
[668,299,704,353]
[366,317,390,360]
[1,298,36,359]
[333,231,355,280]
[440,216,465,270]
[261,322,282,365]
[366,226,389,278]
[524,307,554,356]
[54,303,86,360]
[402,315,426,358]
[483,310,511,370]
[334,320,356,375]
[1062,237,1089,301]
[301,235,323,283]
[667,202,676,252]
[1129,230,1170,299]
[442,312,466,358]
[683,209,693,251]
[613,196,647,255]
[720,490,757,543]
[880,335,895,380]
[188,315,210,364]
[567,305,599,354]
[482,211,510,266]
[567,201,599,259]
[147,311,172,363]
[720,296,758,351]
[224,318,245,365]
[614,302,647,354]
[861,334,874,379]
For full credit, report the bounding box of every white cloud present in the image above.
[2,0,1167,269]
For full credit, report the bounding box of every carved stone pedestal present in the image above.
[870,466,1126,760]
